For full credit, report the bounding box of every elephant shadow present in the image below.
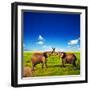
[47,64,80,70]
[47,65,62,68]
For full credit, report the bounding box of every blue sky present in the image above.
[23,11,80,52]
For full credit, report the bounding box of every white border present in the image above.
[17,5,86,84]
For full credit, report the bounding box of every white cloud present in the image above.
[43,45,52,50]
[67,38,80,52]
[68,38,80,45]
[38,35,44,40]
[37,41,44,45]
[43,45,50,48]
[67,44,80,52]
[55,48,65,52]
[36,35,45,45]
[43,45,65,52]
[43,45,47,48]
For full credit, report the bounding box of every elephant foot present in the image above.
[61,65,65,68]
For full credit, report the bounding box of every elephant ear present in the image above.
[61,52,65,58]
[43,52,48,58]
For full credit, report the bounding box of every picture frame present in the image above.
[11,2,88,87]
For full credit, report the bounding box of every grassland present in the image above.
[23,51,80,77]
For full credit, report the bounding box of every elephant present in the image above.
[59,52,77,67]
[31,52,48,70]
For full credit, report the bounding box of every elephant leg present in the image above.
[42,63,44,69]
[62,59,65,67]
[32,64,36,71]
[45,58,48,68]
[73,61,76,67]
[45,62,47,68]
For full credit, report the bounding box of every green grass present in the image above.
[23,51,80,77]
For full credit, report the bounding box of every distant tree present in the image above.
[51,48,55,54]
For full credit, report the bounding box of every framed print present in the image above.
[11,2,88,87]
